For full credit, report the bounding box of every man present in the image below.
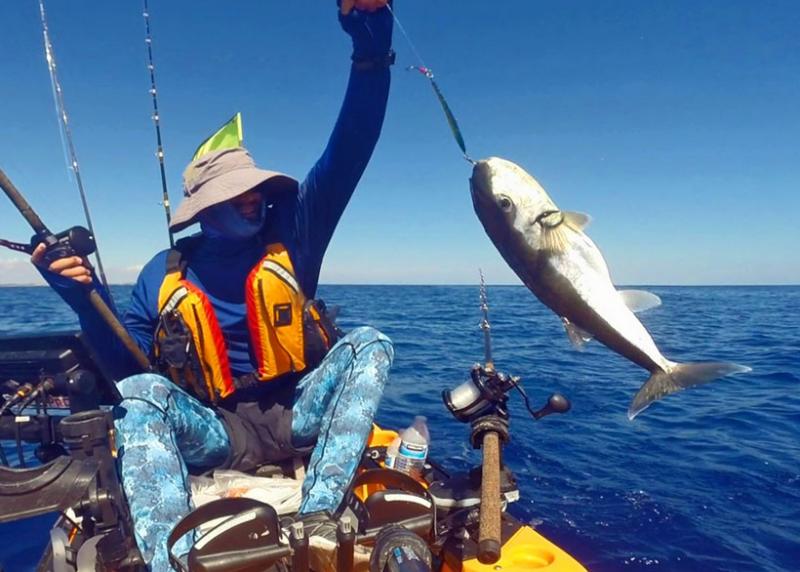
[32,2,395,569]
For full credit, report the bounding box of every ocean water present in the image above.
[0,284,798,571]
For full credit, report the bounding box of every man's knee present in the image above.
[346,326,394,362]
[116,373,176,403]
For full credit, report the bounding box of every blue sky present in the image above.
[0,1,798,286]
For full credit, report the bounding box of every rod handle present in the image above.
[478,430,502,564]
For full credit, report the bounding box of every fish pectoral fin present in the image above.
[627,361,752,420]
[541,225,572,253]
[561,317,594,350]
[562,211,592,230]
[618,290,662,313]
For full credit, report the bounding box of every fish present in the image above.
[469,156,751,419]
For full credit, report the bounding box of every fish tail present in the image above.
[627,361,752,420]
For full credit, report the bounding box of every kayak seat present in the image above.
[167,497,289,572]
[363,489,433,538]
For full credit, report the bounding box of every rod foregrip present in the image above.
[0,168,50,235]
[478,430,502,564]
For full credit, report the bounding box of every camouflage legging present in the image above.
[114,326,393,572]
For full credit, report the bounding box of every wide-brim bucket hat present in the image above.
[170,146,298,232]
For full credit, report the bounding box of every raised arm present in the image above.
[285,1,394,296]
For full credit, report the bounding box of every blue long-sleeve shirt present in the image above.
[44,10,392,381]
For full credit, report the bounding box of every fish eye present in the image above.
[497,196,513,212]
[534,209,563,228]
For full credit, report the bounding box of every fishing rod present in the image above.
[38,0,115,307]
[439,274,573,564]
[0,168,151,372]
[479,269,494,372]
[474,274,502,563]
[386,4,474,164]
[143,0,175,247]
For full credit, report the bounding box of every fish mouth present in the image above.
[533,209,563,228]
[469,180,491,208]
[469,161,495,210]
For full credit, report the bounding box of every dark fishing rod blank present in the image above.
[143,0,175,247]
[0,170,49,237]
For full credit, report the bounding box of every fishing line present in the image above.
[386,4,474,164]
[143,0,175,248]
[478,269,493,369]
[386,3,428,70]
[37,0,114,305]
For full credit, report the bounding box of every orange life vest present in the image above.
[154,242,337,403]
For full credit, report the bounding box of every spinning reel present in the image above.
[442,273,571,425]
[439,273,572,565]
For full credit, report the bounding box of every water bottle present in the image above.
[385,436,401,469]
[386,416,430,479]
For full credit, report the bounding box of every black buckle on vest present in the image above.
[274,303,292,327]
[232,372,260,391]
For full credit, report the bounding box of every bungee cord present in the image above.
[386,4,473,164]
[37,0,114,305]
[143,0,175,248]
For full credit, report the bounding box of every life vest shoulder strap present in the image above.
[165,248,184,274]
[155,240,234,402]
[260,243,300,292]
[159,235,201,308]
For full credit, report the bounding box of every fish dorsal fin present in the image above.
[618,290,662,313]
[563,211,591,231]
[561,317,594,350]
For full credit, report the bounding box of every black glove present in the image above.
[338,0,394,66]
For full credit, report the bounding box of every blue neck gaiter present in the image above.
[199,200,267,240]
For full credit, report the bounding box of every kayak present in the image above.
[0,331,587,572]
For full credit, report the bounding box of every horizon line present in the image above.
[1,282,798,288]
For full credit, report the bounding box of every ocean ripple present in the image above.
[1,284,798,571]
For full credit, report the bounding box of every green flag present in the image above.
[192,112,243,161]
